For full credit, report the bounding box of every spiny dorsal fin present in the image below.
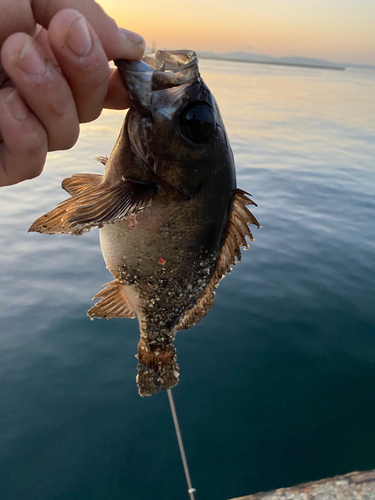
[176,188,260,330]
[62,173,103,196]
[212,188,260,285]
[88,280,136,319]
[95,155,108,166]
[28,180,157,236]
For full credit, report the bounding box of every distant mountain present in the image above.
[279,55,375,70]
[221,51,276,63]
[197,51,375,70]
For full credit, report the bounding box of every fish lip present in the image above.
[114,50,200,113]
[148,50,199,91]
[116,49,198,79]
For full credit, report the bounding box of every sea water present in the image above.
[0,60,374,500]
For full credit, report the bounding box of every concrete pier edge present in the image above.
[229,469,375,500]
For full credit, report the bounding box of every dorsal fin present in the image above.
[212,188,260,286]
[88,280,136,319]
[95,155,108,165]
[28,180,157,236]
[62,173,103,196]
[177,188,260,331]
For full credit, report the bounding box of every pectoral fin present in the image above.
[28,180,157,235]
[88,280,136,319]
[177,189,260,330]
[62,173,103,196]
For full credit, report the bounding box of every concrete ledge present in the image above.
[229,469,375,500]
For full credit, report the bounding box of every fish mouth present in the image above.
[114,50,199,115]
[144,50,199,90]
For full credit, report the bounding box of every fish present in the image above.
[29,50,260,396]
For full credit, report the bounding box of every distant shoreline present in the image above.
[197,54,346,71]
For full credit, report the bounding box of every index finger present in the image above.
[0,0,145,61]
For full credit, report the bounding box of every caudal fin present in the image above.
[136,338,179,396]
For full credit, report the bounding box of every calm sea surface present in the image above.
[1,60,375,500]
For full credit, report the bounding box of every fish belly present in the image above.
[98,205,215,335]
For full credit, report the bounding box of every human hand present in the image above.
[0,0,145,186]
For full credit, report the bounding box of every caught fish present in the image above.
[29,50,260,396]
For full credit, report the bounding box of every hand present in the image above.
[0,0,145,186]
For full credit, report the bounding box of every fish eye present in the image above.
[180,103,215,144]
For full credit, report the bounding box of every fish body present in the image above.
[29,50,260,396]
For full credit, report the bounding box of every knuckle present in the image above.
[25,129,47,158]
[62,126,79,150]
[0,2,35,47]
[105,17,119,37]
[0,153,45,186]
[49,122,79,151]
[25,162,44,181]
[15,132,48,174]
[80,107,101,124]
[79,86,108,123]
[21,133,47,178]
[46,85,72,119]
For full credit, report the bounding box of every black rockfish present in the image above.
[29,50,260,396]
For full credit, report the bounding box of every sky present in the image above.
[98,0,375,66]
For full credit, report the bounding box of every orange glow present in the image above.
[97,0,375,65]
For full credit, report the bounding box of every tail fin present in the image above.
[136,338,179,396]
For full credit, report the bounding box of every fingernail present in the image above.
[18,40,47,76]
[5,89,28,121]
[119,28,146,50]
[67,16,93,57]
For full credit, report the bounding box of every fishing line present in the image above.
[167,389,196,500]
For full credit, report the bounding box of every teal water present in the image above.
[1,60,375,500]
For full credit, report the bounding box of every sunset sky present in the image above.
[98,0,375,65]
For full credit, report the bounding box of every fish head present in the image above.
[115,50,235,198]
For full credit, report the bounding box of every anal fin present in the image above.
[176,286,215,331]
[28,179,157,235]
[62,174,103,196]
[88,280,136,319]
